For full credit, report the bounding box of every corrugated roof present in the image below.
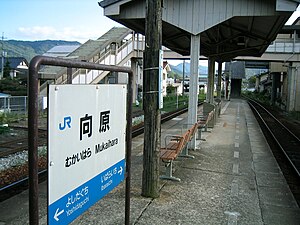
[43,45,80,58]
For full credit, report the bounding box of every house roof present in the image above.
[0,57,28,70]
[0,92,11,98]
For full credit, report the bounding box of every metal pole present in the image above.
[28,56,40,225]
[1,32,4,80]
[125,71,133,225]
[67,67,72,84]
[1,52,3,79]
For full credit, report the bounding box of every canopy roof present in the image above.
[100,0,299,61]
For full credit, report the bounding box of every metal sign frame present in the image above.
[28,56,133,225]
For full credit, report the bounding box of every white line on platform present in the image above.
[221,101,231,114]
[233,163,239,174]
[234,151,239,158]
[171,117,183,121]
[225,211,240,225]
[231,181,239,196]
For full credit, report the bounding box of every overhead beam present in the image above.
[221,22,270,42]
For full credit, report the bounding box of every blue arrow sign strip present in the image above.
[48,159,125,224]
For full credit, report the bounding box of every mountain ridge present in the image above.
[2,40,81,62]
[169,62,208,77]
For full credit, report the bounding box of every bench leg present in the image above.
[197,128,206,141]
[208,120,214,128]
[180,145,195,158]
[160,161,181,182]
[204,125,211,133]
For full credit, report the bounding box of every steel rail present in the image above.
[247,99,300,177]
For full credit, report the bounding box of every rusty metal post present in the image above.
[28,56,40,225]
[67,67,72,84]
[125,71,133,225]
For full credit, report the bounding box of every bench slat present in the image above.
[160,149,178,161]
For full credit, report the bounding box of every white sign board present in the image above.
[48,84,127,224]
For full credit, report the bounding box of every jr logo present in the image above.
[59,116,72,130]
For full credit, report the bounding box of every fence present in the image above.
[0,96,46,114]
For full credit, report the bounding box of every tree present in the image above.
[3,60,11,78]
[0,77,27,96]
[248,75,256,88]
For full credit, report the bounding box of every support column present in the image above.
[142,0,161,198]
[217,61,222,99]
[287,63,300,111]
[207,58,215,103]
[187,34,200,150]
[255,75,260,92]
[271,72,279,106]
[131,58,138,104]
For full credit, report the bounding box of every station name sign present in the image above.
[48,84,127,224]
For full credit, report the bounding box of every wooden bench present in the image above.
[160,123,198,181]
[180,122,198,158]
[197,110,214,140]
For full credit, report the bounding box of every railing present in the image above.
[266,40,300,53]
[0,96,46,114]
[40,80,54,96]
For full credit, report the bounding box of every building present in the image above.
[0,57,28,79]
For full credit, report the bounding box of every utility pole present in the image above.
[1,32,7,80]
[142,0,162,198]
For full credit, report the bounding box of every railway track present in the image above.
[0,105,196,201]
[0,127,47,158]
[247,98,300,205]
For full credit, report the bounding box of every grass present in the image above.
[134,93,206,113]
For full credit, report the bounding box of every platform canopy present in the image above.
[99,0,299,61]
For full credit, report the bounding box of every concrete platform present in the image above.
[0,98,299,224]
